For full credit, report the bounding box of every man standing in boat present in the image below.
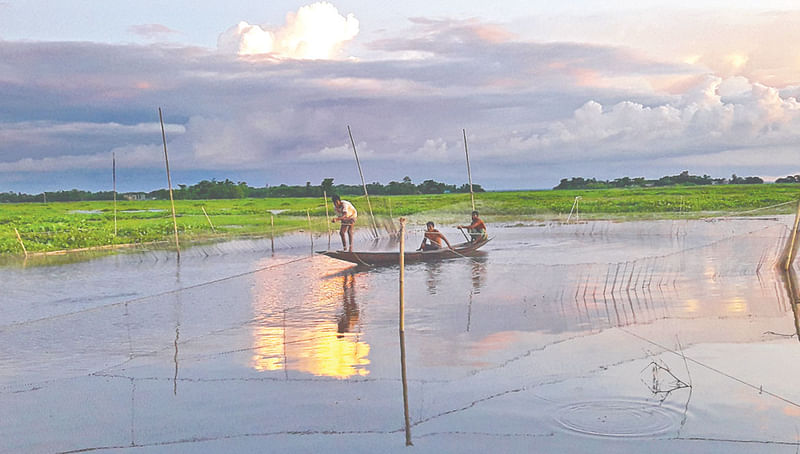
[458,210,487,242]
[418,221,453,251]
[331,194,357,251]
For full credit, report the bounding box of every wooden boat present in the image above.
[318,237,490,266]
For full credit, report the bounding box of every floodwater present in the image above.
[2,217,800,453]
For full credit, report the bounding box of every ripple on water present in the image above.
[554,399,684,438]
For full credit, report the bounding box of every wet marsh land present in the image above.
[1,184,799,255]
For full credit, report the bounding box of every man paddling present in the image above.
[458,210,487,242]
[331,195,357,251]
[417,221,453,251]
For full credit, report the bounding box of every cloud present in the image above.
[128,24,180,40]
[217,2,359,59]
[411,138,455,163]
[0,120,183,163]
[295,142,376,162]
[492,75,800,169]
[0,144,164,172]
[2,14,800,191]
[513,9,800,88]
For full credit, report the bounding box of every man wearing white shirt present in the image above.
[331,194,357,251]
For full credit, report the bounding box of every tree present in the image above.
[321,178,334,195]
[417,179,448,194]
[776,175,800,183]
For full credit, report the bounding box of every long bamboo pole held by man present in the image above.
[463,128,475,212]
[347,125,379,238]
[159,107,181,259]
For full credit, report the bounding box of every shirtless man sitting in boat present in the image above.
[457,210,487,242]
[417,221,453,251]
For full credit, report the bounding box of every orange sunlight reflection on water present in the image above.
[249,259,370,379]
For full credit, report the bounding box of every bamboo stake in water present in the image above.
[567,196,581,223]
[270,213,275,254]
[323,190,331,248]
[201,206,216,234]
[785,199,800,270]
[159,107,180,259]
[398,217,412,446]
[347,125,379,238]
[399,218,406,329]
[307,209,314,250]
[113,152,117,237]
[14,227,28,258]
[463,129,475,212]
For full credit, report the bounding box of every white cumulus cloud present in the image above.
[217,2,359,59]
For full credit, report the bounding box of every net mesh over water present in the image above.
[1,212,800,452]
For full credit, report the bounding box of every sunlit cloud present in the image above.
[218,21,275,56]
[217,2,359,59]
[3,11,800,191]
[519,9,800,88]
[494,74,800,169]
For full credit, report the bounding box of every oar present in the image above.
[457,226,470,241]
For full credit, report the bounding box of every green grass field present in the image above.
[1,184,798,255]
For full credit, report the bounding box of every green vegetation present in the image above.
[0,176,484,203]
[1,184,798,256]
[554,170,766,189]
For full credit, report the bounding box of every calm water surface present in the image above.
[1,218,800,453]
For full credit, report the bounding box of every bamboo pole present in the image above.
[463,129,475,212]
[307,209,314,250]
[785,199,800,270]
[14,228,28,258]
[159,107,180,259]
[270,213,275,253]
[567,196,581,223]
[398,217,412,446]
[201,206,216,234]
[347,125,379,238]
[323,190,331,248]
[113,152,117,237]
[399,218,406,330]
[784,267,800,342]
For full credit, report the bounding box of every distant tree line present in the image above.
[776,175,800,184]
[554,170,771,190]
[1,176,484,203]
[0,189,117,203]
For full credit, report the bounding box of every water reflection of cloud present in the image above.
[249,261,370,378]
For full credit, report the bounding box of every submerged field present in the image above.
[1,184,798,255]
[3,217,800,452]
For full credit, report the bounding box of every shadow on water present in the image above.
[336,270,359,338]
[173,262,182,396]
[424,261,442,294]
[781,266,800,341]
[466,257,488,332]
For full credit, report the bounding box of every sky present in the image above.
[1,1,800,193]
